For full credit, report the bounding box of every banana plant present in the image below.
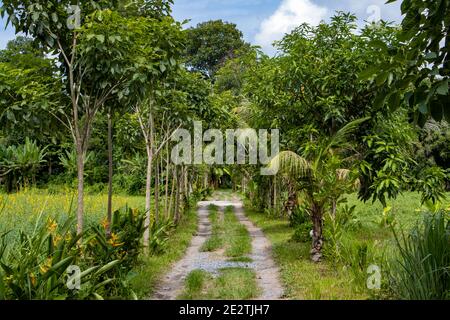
[0,138,47,190]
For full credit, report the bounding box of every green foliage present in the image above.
[416,166,450,205]
[289,204,310,227]
[0,138,47,191]
[367,0,450,123]
[417,120,450,169]
[0,202,154,300]
[0,216,118,300]
[388,212,450,300]
[291,223,313,244]
[358,111,417,206]
[340,240,379,289]
[184,20,249,77]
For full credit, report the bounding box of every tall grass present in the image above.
[389,212,450,300]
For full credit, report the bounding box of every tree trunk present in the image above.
[184,166,188,201]
[143,108,155,250]
[76,145,85,237]
[273,176,277,214]
[106,109,113,237]
[174,166,180,223]
[154,158,160,225]
[168,166,176,219]
[143,149,153,249]
[310,203,324,263]
[165,144,170,218]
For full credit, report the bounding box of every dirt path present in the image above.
[151,196,283,300]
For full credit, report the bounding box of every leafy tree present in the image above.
[365,0,450,123]
[184,20,250,78]
[244,13,396,149]
[0,37,61,146]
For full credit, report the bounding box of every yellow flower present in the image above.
[53,234,62,246]
[383,206,392,215]
[108,233,124,248]
[39,257,52,274]
[47,218,58,233]
[30,273,37,287]
[101,218,110,230]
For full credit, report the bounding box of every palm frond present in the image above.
[268,151,311,177]
[327,117,371,150]
[336,169,350,181]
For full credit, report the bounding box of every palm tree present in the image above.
[268,117,369,262]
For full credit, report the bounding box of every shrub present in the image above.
[388,212,450,300]
[291,222,313,243]
[289,204,309,227]
[0,206,149,300]
[0,216,120,300]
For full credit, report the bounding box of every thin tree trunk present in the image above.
[106,109,113,237]
[143,109,155,250]
[311,203,324,263]
[273,176,277,214]
[154,157,160,225]
[143,149,153,248]
[168,166,176,219]
[76,145,85,236]
[165,143,170,218]
[184,166,188,201]
[174,166,180,223]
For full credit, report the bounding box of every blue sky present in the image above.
[1,0,403,53]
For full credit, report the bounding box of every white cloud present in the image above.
[255,0,328,53]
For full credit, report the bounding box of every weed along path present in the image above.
[151,195,284,300]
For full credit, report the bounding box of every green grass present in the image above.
[178,268,260,300]
[201,205,224,252]
[244,192,450,300]
[0,189,146,245]
[201,205,252,259]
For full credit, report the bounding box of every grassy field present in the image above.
[244,191,450,300]
[0,188,146,243]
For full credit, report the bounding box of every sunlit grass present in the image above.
[244,192,450,300]
[0,188,145,245]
